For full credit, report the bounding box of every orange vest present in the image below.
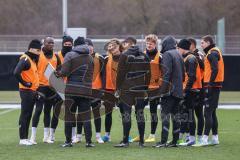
[57,50,68,83]
[183,54,202,90]
[147,51,162,89]
[38,51,58,86]
[204,47,224,87]
[58,51,64,64]
[19,54,39,91]
[92,53,102,89]
[196,51,205,81]
[106,54,118,90]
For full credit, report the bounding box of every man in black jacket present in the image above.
[114,37,150,148]
[188,37,205,144]
[74,38,105,144]
[177,39,201,146]
[55,37,94,148]
[154,36,185,148]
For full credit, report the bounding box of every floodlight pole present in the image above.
[63,0,68,35]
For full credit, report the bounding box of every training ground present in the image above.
[0,91,239,160]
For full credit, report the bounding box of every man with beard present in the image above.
[30,36,61,144]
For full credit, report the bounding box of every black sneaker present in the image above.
[166,141,178,148]
[86,143,95,148]
[153,142,166,148]
[139,142,145,148]
[114,142,129,148]
[61,142,73,148]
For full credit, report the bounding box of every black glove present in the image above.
[114,90,120,98]
[24,82,32,88]
[205,87,213,96]
[184,89,191,97]
[54,70,61,78]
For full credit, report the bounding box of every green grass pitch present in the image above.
[0,108,239,160]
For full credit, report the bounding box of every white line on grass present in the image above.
[1,103,240,110]
[1,104,240,109]
[0,109,16,116]
[0,104,20,109]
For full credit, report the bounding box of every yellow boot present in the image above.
[132,136,140,142]
[145,134,156,143]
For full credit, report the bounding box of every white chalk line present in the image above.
[1,104,240,109]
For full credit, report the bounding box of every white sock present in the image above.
[96,132,101,138]
[105,132,110,137]
[179,133,184,139]
[150,134,155,138]
[76,134,82,139]
[189,136,195,142]
[49,128,55,137]
[212,135,219,141]
[44,128,49,139]
[31,127,37,139]
[203,135,209,143]
[72,127,76,138]
[198,135,202,140]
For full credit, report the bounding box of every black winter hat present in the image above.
[177,39,191,50]
[74,36,85,47]
[28,39,42,50]
[85,38,93,47]
[62,36,73,45]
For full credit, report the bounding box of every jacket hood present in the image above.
[161,36,177,53]
[72,44,89,55]
[125,45,141,56]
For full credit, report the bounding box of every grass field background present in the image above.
[0,91,240,104]
[0,91,240,160]
[0,108,240,160]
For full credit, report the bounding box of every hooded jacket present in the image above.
[116,45,150,106]
[59,45,94,88]
[160,36,185,98]
[116,45,151,91]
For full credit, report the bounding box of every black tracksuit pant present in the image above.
[204,87,220,136]
[119,99,145,144]
[149,98,159,134]
[50,97,63,130]
[64,96,92,143]
[160,95,181,144]
[103,101,115,133]
[180,91,204,136]
[77,100,102,134]
[180,91,197,136]
[19,89,36,139]
[195,89,204,136]
[32,86,57,128]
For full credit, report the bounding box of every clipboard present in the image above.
[44,63,66,100]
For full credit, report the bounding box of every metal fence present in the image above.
[0,35,239,55]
